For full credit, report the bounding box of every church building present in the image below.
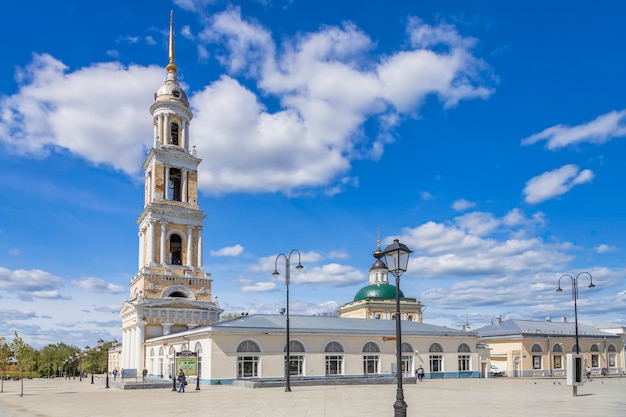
[339,239,423,322]
[118,13,223,374]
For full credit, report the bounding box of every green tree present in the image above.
[0,336,11,393]
[9,331,35,397]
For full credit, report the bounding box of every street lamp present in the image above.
[382,239,413,417]
[273,249,304,393]
[85,345,96,384]
[105,339,118,389]
[75,352,81,380]
[557,272,595,396]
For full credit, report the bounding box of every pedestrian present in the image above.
[177,369,186,393]
[416,365,425,382]
[112,368,118,380]
[586,366,592,381]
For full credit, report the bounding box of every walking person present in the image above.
[416,365,425,382]
[177,369,186,393]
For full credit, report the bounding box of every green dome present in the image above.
[353,283,404,302]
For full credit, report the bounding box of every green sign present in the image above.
[175,351,198,376]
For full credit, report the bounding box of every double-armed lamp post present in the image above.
[381,239,413,417]
[557,272,595,396]
[273,249,304,393]
[105,339,118,388]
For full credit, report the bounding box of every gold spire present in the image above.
[166,10,178,72]
[373,229,383,259]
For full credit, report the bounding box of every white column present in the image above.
[164,114,170,145]
[163,322,172,336]
[138,230,143,270]
[160,222,167,265]
[186,225,193,267]
[182,120,188,150]
[197,227,203,267]
[164,165,170,200]
[158,114,163,146]
[148,220,155,265]
[121,328,127,370]
[136,323,145,372]
[128,327,134,370]
[182,169,188,203]
[153,120,158,148]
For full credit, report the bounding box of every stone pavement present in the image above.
[0,376,624,417]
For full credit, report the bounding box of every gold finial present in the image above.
[373,229,383,259]
[166,10,178,72]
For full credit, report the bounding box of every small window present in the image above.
[168,168,182,201]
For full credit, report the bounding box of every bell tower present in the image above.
[119,11,222,374]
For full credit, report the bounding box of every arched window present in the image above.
[325,342,344,376]
[362,342,380,353]
[458,343,471,353]
[401,343,414,353]
[284,340,305,353]
[553,344,563,352]
[429,343,444,353]
[429,343,443,373]
[168,168,182,201]
[590,344,600,368]
[458,343,471,371]
[531,344,543,370]
[324,342,344,352]
[237,340,260,353]
[284,341,305,376]
[170,122,179,146]
[236,340,260,378]
[608,344,617,368]
[158,347,164,356]
[169,234,183,265]
[571,344,579,353]
[363,342,380,375]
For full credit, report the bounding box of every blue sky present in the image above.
[1,0,625,348]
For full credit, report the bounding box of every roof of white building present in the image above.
[475,319,620,339]
[149,314,476,342]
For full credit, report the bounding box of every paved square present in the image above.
[0,377,624,417]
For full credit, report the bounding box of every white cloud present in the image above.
[454,212,499,236]
[72,277,126,294]
[0,54,162,174]
[294,263,365,287]
[522,110,626,149]
[595,244,617,253]
[452,198,475,212]
[210,244,244,257]
[395,217,571,278]
[523,164,594,204]
[420,191,434,200]
[0,267,68,301]
[0,11,493,196]
[241,281,277,293]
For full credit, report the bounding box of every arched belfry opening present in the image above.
[169,234,183,265]
[170,122,179,146]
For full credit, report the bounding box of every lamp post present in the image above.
[85,346,96,384]
[557,272,595,396]
[75,352,81,380]
[97,339,105,387]
[105,339,118,389]
[382,239,413,417]
[273,249,304,393]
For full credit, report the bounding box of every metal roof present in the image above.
[475,319,620,339]
[210,314,474,337]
